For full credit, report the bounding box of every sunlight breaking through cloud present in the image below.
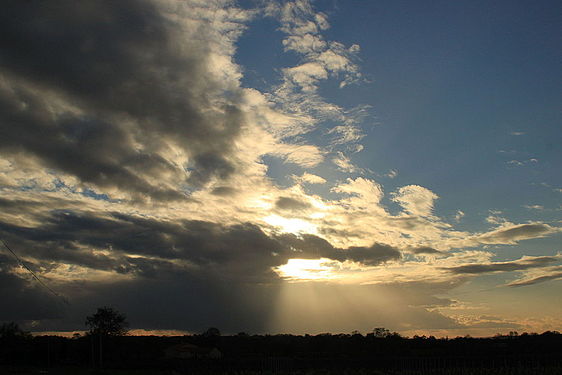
[0,0,560,336]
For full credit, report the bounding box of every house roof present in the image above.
[166,343,220,355]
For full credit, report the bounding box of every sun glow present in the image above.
[275,258,336,280]
[263,215,317,234]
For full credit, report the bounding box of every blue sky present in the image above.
[0,0,560,336]
[240,0,562,247]
[238,0,561,223]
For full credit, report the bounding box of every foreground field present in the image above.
[1,367,562,375]
[2,332,561,375]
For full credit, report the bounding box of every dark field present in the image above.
[1,332,561,374]
[1,368,561,374]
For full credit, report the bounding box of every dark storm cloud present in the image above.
[0,0,245,199]
[0,89,183,200]
[19,274,466,334]
[0,257,63,321]
[0,206,408,331]
[0,248,279,333]
[0,210,266,331]
[0,210,286,282]
[278,233,401,266]
[71,275,281,334]
[442,256,560,275]
[337,244,401,265]
[0,209,479,335]
[0,208,285,331]
[0,208,403,285]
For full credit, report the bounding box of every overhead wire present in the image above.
[1,238,69,305]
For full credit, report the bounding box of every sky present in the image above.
[0,0,561,337]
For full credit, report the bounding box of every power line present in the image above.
[1,238,69,304]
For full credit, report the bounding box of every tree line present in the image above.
[1,307,561,373]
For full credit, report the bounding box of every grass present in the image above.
[1,366,561,375]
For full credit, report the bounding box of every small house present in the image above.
[164,343,222,360]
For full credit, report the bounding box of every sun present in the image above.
[263,215,318,235]
[275,258,336,281]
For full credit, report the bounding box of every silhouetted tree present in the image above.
[85,306,129,336]
[0,322,31,341]
[202,327,221,337]
[0,322,32,365]
[372,327,391,338]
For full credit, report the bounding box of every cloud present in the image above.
[210,186,238,197]
[450,315,523,330]
[0,258,65,321]
[0,0,255,200]
[442,255,561,275]
[338,244,401,265]
[477,223,559,244]
[274,144,324,167]
[317,46,354,72]
[523,205,544,210]
[267,0,366,150]
[507,159,538,167]
[284,62,328,91]
[454,210,465,223]
[274,233,401,267]
[0,210,286,283]
[411,246,443,255]
[0,208,291,331]
[0,207,409,332]
[507,266,562,287]
[292,172,327,185]
[276,197,312,211]
[485,214,507,225]
[327,124,365,145]
[332,177,384,207]
[392,185,439,217]
[508,160,524,166]
[326,105,370,147]
[1,191,559,333]
[283,33,327,54]
[332,152,359,173]
[385,169,398,179]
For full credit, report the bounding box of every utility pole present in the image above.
[91,334,95,369]
[46,336,51,369]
